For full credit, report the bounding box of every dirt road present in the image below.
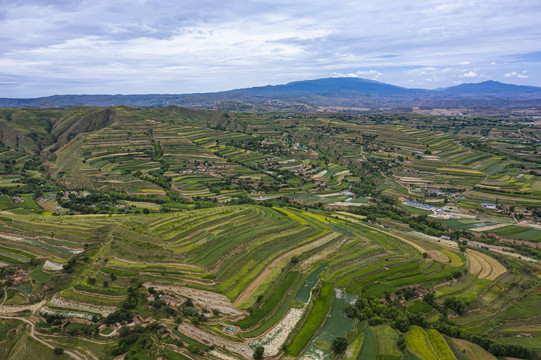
[0,315,83,360]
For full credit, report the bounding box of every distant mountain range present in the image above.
[1,77,541,110]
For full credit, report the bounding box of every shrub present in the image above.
[253,346,264,360]
[331,337,348,354]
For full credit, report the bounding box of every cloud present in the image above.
[407,67,437,76]
[0,0,540,96]
[504,71,529,79]
[460,71,479,78]
[333,70,382,80]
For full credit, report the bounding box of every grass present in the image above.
[64,323,99,331]
[18,194,43,213]
[172,330,211,351]
[408,300,433,314]
[346,324,365,360]
[0,245,36,259]
[286,282,334,357]
[506,228,541,242]
[9,334,72,360]
[0,195,15,210]
[30,267,54,283]
[405,326,456,360]
[241,272,308,338]
[491,225,529,236]
[373,324,402,359]
[357,327,377,360]
[449,338,496,360]
[425,329,456,360]
[235,271,299,329]
[441,249,464,267]
[401,205,433,215]
[405,326,439,360]
[163,349,191,360]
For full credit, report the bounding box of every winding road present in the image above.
[0,315,83,360]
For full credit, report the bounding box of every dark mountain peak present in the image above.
[1,77,540,108]
[442,80,541,95]
[225,77,416,97]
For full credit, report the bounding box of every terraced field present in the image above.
[405,326,455,360]
[466,249,506,280]
[0,107,540,359]
[0,203,495,359]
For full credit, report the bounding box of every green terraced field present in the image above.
[0,107,540,360]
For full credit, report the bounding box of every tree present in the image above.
[53,347,64,355]
[331,337,348,354]
[423,292,435,305]
[253,346,264,360]
[397,334,407,351]
[393,313,410,332]
[345,304,357,318]
[444,296,467,315]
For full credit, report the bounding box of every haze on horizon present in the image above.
[0,0,540,98]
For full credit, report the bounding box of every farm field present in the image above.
[0,106,540,359]
[405,326,455,360]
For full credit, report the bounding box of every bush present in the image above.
[53,347,64,355]
[253,346,264,360]
[397,334,406,351]
[331,337,348,354]
[443,296,467,315]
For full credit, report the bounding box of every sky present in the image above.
[0,0,540,97]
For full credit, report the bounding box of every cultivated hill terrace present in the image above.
[0,106,540,359]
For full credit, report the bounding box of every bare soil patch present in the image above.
[466,249,506,280]
[144,283,244,317]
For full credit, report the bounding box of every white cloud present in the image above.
[333,70,382,80]
[504,71,529,79]
[407,67,437,76]
[460,71,479,78]
[0,0,540,96]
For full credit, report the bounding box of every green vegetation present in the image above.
[357,328,377,360]
[286,282,334,356]
[0,106,540,359]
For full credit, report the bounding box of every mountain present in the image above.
[223,77,423,97]
[1,78,541,109]
[436,80,541,99]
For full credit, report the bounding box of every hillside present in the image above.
[0,106,540,359]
